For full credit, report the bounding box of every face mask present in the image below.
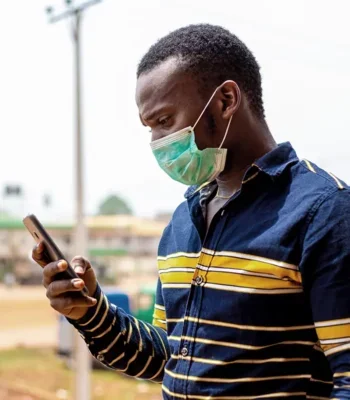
[150,84,233,186]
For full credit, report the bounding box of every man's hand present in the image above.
[32,242,98,320]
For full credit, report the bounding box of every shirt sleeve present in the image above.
[67,279,170,382]
[301,188,350,399]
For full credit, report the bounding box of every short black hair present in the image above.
[137,24,265,119]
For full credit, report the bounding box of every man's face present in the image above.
[135,58,219,150]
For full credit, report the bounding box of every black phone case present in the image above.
[23,214,89,296]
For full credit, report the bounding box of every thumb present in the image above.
[71,255,91,275]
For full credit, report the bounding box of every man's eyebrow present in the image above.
[142,107,168,122]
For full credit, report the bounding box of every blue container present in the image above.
[105,288,131,314]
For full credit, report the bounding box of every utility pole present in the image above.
[45,1,102,399]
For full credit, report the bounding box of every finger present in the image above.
[42,260,68,287]
[50,295,97,313]
[32,242,49,267]
[71,255,91,275]
[46,278,85,298]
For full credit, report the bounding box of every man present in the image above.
[33,24,350,399]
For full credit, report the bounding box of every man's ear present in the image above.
[219,80,241,120]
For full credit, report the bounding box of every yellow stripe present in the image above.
[169,335,314,350]
[91,317,115,339]
[85,296,109,332]
[316,323,350,340]
[184,316,314,332]
[150,359,166,381]
[325,342,350,356]
[160,269,300,290]
[134,356,153,378]
[153,318,167,330]
[328,172,344,189]
[109,352,125,366]
[208,270,300,289]
[171,354,309,365]
[99,331,122,355]
[127,320,133,343]
[152,326,169,359]
[200,254,301,282]
[140,321,154,357]
[202,249,299,271]
[133,317,143,352]
[334,371,350,378]
[306,397,330,400]
[153,308,166,321]
[78,291,104,327]
[303,159,316,173]
[242,171,259,184]
[162,385,307,400]
[310,377,333,384]
[119,350,139,373]
[165,368,310,383]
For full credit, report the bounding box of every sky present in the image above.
[1,0,350,221]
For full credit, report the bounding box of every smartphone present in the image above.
[23,214,89,296]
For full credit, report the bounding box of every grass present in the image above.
[0,347,162,400]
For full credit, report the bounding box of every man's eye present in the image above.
[159,117,170,126]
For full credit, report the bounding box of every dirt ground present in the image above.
[0,285,57,349]
[0,284,162,399]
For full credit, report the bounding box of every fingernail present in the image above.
[89,297,97,304]
[57,260,66,270]
[72,279,83,288]
[74,265,84,274]
[37,242,43,251]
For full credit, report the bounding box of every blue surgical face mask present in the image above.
[150,84,233,186]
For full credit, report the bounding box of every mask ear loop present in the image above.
[192,81,234,149]
[218,114,233,149]
[193,87,220,130]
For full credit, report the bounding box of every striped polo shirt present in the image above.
[70,142,350,399]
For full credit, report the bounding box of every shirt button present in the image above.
[221,209,225,217]
[97,354,104,362]
[195,276,203,285]
[180,347,188,357]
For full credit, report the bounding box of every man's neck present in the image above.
[216,122,276,198]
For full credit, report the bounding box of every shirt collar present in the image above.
[253,142,299,177]
[184,142,299,199]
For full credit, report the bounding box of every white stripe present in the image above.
[202,248,299,271]
[203,282,303,295]
[321,337,350,345]
[165,368,311,383]
[158,252,201,261]
[314,317,350,328]
[154,304,165,311]
[171,354,309,365]
[159,267,196,274]
[325,342,350,356]
[197,264,283,280]
[169,335,315,350]
[163,283,192,289]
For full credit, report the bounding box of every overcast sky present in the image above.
[1,0,350,221]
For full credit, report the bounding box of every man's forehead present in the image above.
[135,57,194,115]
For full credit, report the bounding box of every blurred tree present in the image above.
[98,194,133,215]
